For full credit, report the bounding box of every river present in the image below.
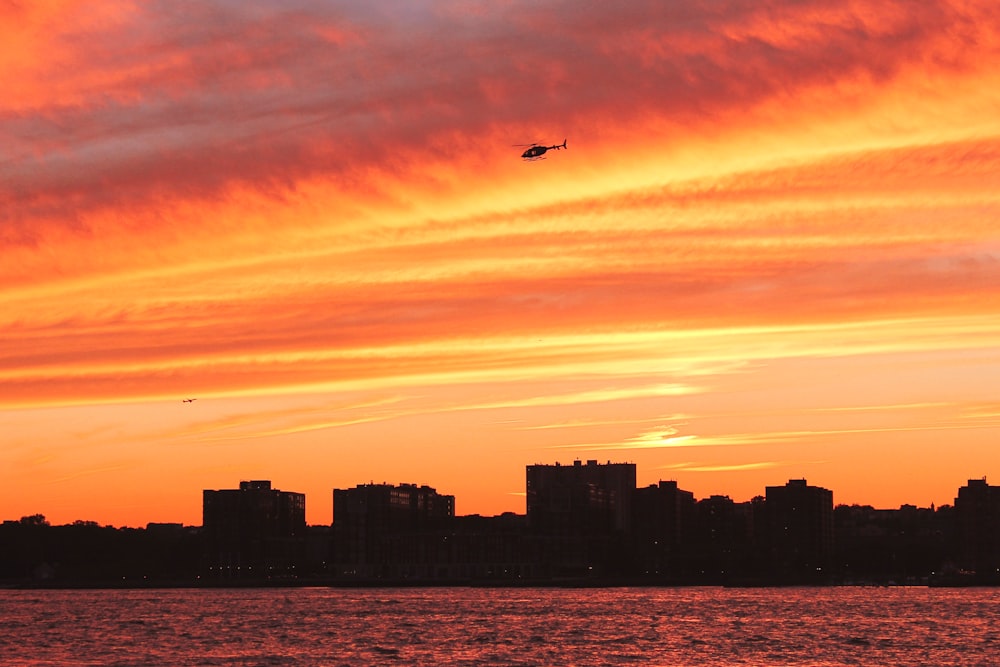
[2,586,996,666]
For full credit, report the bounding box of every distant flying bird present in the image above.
[182,398,197,403]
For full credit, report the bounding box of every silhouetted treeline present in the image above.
[0,516,203,586]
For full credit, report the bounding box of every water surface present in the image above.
[2,586,996,666]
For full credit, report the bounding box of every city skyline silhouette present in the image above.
[4,460,998,587]
[2,463,994,529]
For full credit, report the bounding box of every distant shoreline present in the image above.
[4,576,995,590]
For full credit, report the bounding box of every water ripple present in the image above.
[1,587,998,666]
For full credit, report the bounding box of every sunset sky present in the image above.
[4,0,1000,527]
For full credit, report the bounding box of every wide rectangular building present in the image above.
[202,480,306,579]
[526,460,636,535]
[332,482,455,577]
[525,460,636,577]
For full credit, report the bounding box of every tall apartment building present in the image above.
[631,480,695,577]
[202,480,306,578]
[763,479,834,581]
[955,478,1000,581]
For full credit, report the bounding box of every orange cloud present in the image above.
[4,0,1000,525]
[658,461,823,473]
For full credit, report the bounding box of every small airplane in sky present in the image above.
[182,398,197,403]
[516,139,567,161]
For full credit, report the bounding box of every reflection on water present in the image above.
[2,587,998,666]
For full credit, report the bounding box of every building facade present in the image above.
[525,460,636,576]
[955,478,1000,582]
[631,480,695,578]
[526,460,636,535]
[202,480,306,579]
[331,482,455,578]
[763,479,834,582]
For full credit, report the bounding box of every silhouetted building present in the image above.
[687,495,758,582]
[955,478,1000,582]
[202,480,306,579]
[526,460,636,535]
[526,460,636,576]
[444,513,542,581]
[376,512,541,583]
[9,469,1000,587]
[631,481,695,578]
[331,482,454,578]
[303,525,333,576]
[834,503,952,584]
[764,479,833,582]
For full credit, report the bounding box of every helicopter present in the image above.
[516,139,567,161]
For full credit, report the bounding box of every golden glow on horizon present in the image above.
[3,0,1000,526]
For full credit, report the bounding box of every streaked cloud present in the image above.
[557,396,1000,452]
[658,461,822,474]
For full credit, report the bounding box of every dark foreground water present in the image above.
[1,586,997,666]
